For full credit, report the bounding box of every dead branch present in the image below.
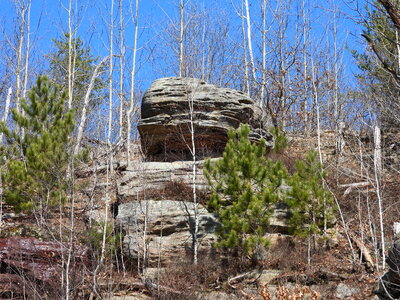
[353,237,375,271]
[228,268,263,289]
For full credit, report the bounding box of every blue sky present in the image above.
[0,0,373,139]
[0,0,366,91]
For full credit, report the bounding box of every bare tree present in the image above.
[5,0,32,113]
[74,56,110,156]
[179,0,185,77]
[66,0,74,109]
[243,0,256,96]
[187,83,199,264]
[118,0,126,141]
[374,125,385,269]
[0,87,12,143]
[93,0,115,295]
[127,0,140,167]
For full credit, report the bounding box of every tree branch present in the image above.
[378,0,400,29]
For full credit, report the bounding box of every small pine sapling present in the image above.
[0,76,74,213]
[286,150,335,261]
[204,124,288,258]
[270,126,288,154]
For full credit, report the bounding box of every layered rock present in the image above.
[0,237,89,298]
[138,77,273,160]
[117,159,212,198]
[116,200,219,265]
[116,160,291,264]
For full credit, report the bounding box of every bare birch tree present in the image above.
[118,0,126,141]
[127,0,140,167]
[93,0,115,295]
[374,124,386,269]
[66,0,74,109]
[243,0,256,96]
[8,0,32,113]
[187,83,199,264]
[74,56,110,156]
[179,0,185,77]
[0,87,12,143]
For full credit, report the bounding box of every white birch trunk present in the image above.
[118,0,125,141]
[127,0,139,167]
[311,59,326,233]
[374,125,385,269]
[65,178,76,300]
[179,0,184,77]
[67,0,73,109]
[188,91,198,264]
[244,0,256,95]
[93,1,115,295]
[302,0,309,133]
[261,0,267,106]
[108,0,115,173]
[311,60,323,167]
[332,7,341,154]
[278,6,287,128]
[15,0,26,113]
[240,2,250,95]
[74,56,110,156]
[22,0,31,100]
[0,87,12,143]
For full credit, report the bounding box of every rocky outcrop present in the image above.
[116,200,219,265]
[117,160,211,198]
[0,237,90,298]
[138,77,273,160]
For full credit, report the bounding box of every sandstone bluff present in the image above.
[138,77,273,160]
[115,77,286,265]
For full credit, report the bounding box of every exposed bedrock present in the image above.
[138,77,273,161]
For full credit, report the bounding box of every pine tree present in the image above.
[0,76,74,213]
[286,150,335,247]
[353,0,400,129]
[204,124,288,256]
[48,33,106,118]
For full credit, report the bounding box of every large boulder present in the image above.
[116,200,219,265]
[138,77,273,160]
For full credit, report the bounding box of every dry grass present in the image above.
[138,180,209,204]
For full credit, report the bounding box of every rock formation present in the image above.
[138,77,273,160]
[0,237,89,298]
[116,200,219,265]
[112,77,284,266]
[117,160,210,198]
[115,159,290,265]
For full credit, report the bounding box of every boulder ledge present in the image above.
[138,77,273,160]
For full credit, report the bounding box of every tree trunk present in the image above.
[374,125,385,270]
[179,0,184,77]
[67,0,74,109]
[0,87,12,143]
[74,56,110,156]
[118,0,125,141]
[127,0,140,167]
[244,0,256,96]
